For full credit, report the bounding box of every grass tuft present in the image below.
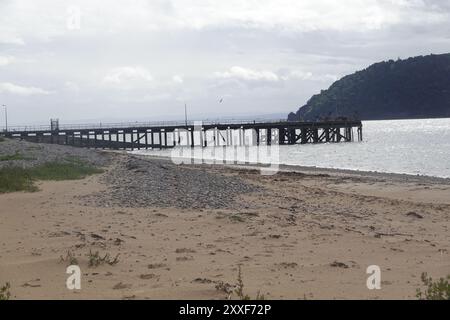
[0,282,11,300]
[87,250,120,268]
[215,265,265,300]
[0,151,35,161]
[60,250,79,266]
[28,161,103,181]
[416,273,450,300]
[0,167,37,193]
[0,159,103,193]
[235,265,251,300]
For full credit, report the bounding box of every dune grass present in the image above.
[0,152,35,161]
[0,167,38,193]
[0,159,103,193]
[28,161,103,181]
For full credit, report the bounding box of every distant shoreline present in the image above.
[131,152,450,185]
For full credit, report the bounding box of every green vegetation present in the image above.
[0,137,5,143]
[0,167,38,193]
[416,273,450,300]
[288,53,450,121]
[0,158,103,193]
[28,161,102,181]
[0,282,11,300]
[0,151,35,161]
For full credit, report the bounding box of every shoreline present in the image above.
[130,152,450,185]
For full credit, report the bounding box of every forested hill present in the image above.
[288,53,450,121]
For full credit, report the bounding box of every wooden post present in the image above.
[150,130,154,148]
[325,128,330,142]
[239,127,242,146]
[164,131,168,148]
[279,128,285,145]
[300,128,307,144]
[87,132,91,148]
[289,128,296,144]
[173,130,177,147]
[313,128,319,143]
[145,131,148,149]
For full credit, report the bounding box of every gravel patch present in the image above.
[0,138,111,168]
[83,155,261,209]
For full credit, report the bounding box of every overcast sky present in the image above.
[0,0,449,126]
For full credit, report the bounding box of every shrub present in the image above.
[416,273,450,300]
[0,283,11,300]
[0,160,103,193]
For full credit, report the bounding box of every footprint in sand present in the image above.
[176,256,194,261]
[112,282,132,290]
[139,273,159,280]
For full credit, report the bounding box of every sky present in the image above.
[0,0,449,126]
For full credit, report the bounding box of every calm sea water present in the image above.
[134,118,450,178]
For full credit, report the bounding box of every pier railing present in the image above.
[3,119,291,133]
[2,119,363,150]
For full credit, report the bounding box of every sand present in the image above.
[0,152,449,300]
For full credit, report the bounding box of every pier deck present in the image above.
[2,120,363,150]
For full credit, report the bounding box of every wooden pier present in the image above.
[2,120,363,150]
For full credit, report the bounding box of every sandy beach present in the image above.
[0,140,449,300]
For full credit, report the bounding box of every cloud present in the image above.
[102,66,153,87]
[172,75,184,84]
[2,0,447,45]
[284,70,339,82]
[216,67,338,83]
[0,82,51,95]
[215,66,279,82]
[0,56,15,67]
[0,34,25,45]
[64,81,80,92]
[0,0,449,123]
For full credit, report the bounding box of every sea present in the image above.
[133,118,450,179]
